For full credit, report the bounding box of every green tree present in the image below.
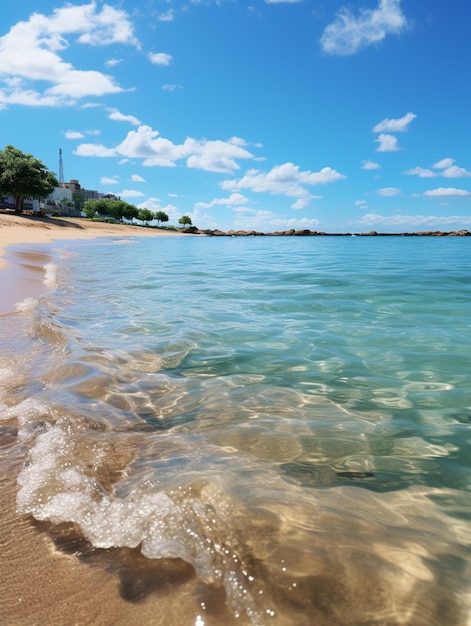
[0,145,58,213]
[83,199,98,219]
[92,199,138,222]
[122,202,139,222]
[138,208,154,224]
[154,210,169,226]
[179,215,192,227]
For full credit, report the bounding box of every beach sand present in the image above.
[0,213,191,315]
[0,214,217,626]
[0,213,188,269]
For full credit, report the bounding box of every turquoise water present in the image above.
[1,235,471,625]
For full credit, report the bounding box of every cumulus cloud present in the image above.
[101,176,119,184]
[234,213,321,233]
[75,143,117,157]
[361,160,381,170]
[148,52,172,66]
[105,58,123,67]
[75,125,254,173]
[376,187,400,196]
[131,174,145,182]
[0,3,138,107]
[222,162,345,208]
[403,166,435,178]
[373,112,416,133]
[107,108,141,125]
[356,213,471,229]
[442,165,471,178]
[320,0,409,56]
[65,130,85,139]
[405,159,471,179]
[433,159,471,178]
[118,189,145,198]
[375,133,400,152]
[432,158,454,170]
[423,188,471,198]
[195,193,250,210]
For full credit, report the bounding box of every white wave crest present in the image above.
[43,261,58,289]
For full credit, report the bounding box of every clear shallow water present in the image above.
[1,235,471,625]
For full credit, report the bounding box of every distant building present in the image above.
[48,186,73,204]
[59,179,102,213]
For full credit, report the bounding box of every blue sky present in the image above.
[1,0,470,232]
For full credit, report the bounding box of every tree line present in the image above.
[0,144,193,228]
[84,200,192,228]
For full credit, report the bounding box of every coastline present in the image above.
[0,215,203,626]
[0,213,189,271]
[0,214,192,314]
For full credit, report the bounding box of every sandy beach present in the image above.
[0,213,188,269]
[0,213,191,315]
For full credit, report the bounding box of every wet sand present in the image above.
[0,214,210,626]
[0,213,190,315]
[0,213,188,269]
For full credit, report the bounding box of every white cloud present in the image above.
[403,167,436,178]
[405,159,471,179]
[373,112,416,133]
[355,200,368,209]
[105,58,123,67]
[320,0,409,56]
[423,188,471,198]
[222,162,345,207]
[361,160,381,170]
[75,143,117,157]
[432,158,454,170]
[162,84,183,92]
[291,198,312,210]
[442,165,471,178]
[148,52,172,66]
[195,193,250,210]
[65,130,85,139]
[355,213,471,229]
[107,108,141,125]
[375,133,400,152]
[118,189,145,198]
[100,176,119,185]
[186,138,253,173]
[376,187,400,196]
[76,125,254,173]
[0,3,138,107]
[158,10,175,22]
[234,213,321,233]
[131,174,145,182]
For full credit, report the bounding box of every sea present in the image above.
[1,234,470,625]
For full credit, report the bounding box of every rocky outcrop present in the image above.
[186,227,471,237]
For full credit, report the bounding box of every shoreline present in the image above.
[0,213,190,271]
[0,215,202,625]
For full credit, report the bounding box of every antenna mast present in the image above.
[58,148,64,184]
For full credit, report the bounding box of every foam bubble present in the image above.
[43,261,58,289]
[15,297,39,314]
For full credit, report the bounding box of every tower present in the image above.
[58,148,64,185]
